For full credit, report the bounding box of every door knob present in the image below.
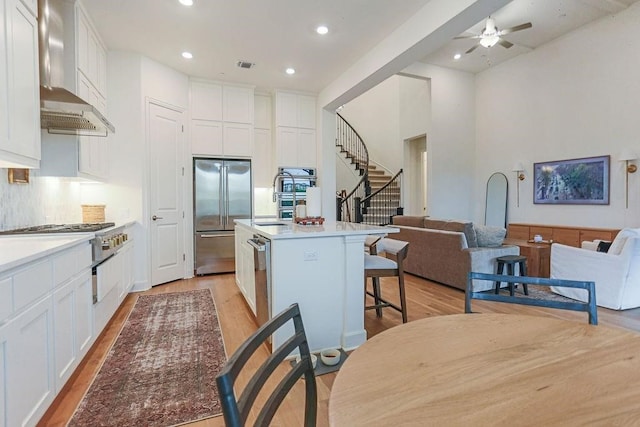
[152,215,163,221]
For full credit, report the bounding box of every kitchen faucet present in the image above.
[272,171,296,211]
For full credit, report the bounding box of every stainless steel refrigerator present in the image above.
[194,158,252,275]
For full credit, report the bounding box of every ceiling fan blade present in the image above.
[498,39,514,49]
[454,34,481,40]
[499,22,532,36]
[465,44,480,54]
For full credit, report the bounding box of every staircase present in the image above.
[362,165,401,225]
[336,113,403,226]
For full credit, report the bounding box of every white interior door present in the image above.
[149,102,185,286]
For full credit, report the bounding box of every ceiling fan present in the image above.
[455,17,532,54]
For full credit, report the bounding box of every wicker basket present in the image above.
[81,204,106,223]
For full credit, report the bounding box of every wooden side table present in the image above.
[503,238,551,277]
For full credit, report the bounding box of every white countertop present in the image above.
[235,219,398,240]
[0,234,94,274]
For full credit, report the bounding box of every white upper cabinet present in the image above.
[76,4,107,97]
[274,90,317,167]
[275,91,316,129]
[253,93,273,187]
[222,122,252,157]
[0,0,40,169]
[77,73,108,179]
[189,80,255,157]
[223,85,253,124]
[191,120,223,155]
[39,1,109,181]
[191,82,223,121]
[297,95,316,129]
[254,93,272,130]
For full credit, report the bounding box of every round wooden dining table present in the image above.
[329,314,640,426]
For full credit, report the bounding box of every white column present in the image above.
[341,234,368,350]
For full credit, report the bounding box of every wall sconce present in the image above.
[512,162,525,207]
[619,150,638,209]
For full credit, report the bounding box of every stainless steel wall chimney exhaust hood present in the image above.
[38,0,115,136]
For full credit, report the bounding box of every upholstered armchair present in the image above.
[550,228,640,310]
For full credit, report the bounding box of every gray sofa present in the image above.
[391,216,519,291]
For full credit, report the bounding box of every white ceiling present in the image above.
[82,0,640,94]
[422,0,640,73]
[81,0,432,93]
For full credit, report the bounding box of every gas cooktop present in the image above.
[0,222,115,235]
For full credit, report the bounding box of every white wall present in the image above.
[0,172,82,229]
[402,63,477,221]
[475,3,640,228]
[339,76,401,173]
[105,52,190,290]
[338,70,476,221]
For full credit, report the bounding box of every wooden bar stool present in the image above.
[364,238,410,323]
[494,255,529,296]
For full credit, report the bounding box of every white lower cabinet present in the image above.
[53,270,93,392]
[0,240,94,427]
[0,325,6,427]
[53,279,76,392]
[234,226,256,314]
[75,271,94,358]
[5,296,55,427]
[118,242,134,302]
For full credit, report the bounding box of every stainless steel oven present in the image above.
[277,167,316,219]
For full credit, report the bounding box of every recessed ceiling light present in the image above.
[182,51,193,59]
[285,68,295,75]
[179,0,193,6]
[454,53,462,60]
[316,25,329,35]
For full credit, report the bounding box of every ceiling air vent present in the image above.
[236,60,255,69]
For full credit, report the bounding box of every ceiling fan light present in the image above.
[480,35,499,48]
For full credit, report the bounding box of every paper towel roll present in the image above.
[306,187,322,217]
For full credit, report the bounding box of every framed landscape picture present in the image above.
[533,155,610,205]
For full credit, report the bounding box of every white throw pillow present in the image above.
[608,228,640,255]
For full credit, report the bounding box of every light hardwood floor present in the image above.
[38,273,640,427]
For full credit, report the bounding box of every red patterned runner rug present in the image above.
[68,289,225,426]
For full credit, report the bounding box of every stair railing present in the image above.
[336,113,369,222]
[356,169,404,226]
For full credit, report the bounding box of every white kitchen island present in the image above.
[235,219,398,353]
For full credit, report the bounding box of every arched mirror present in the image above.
[485,172,508,228]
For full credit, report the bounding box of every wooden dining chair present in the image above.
[365,238,410,323]
[465,272,598,325]
[215,303,317,426]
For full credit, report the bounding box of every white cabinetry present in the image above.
[53,271,92,391]
[0,0,40,169]
[4,297,55,427]
[235,226,256,314]
[118,241,134,302]
[274,91,316,167]
[190,81,254,157]
[76,5,106,97]
[77,73,108,178]
[0,240,92,427]
[39,1,109,181]
[75,3,108,180]
[253,93,273,187]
